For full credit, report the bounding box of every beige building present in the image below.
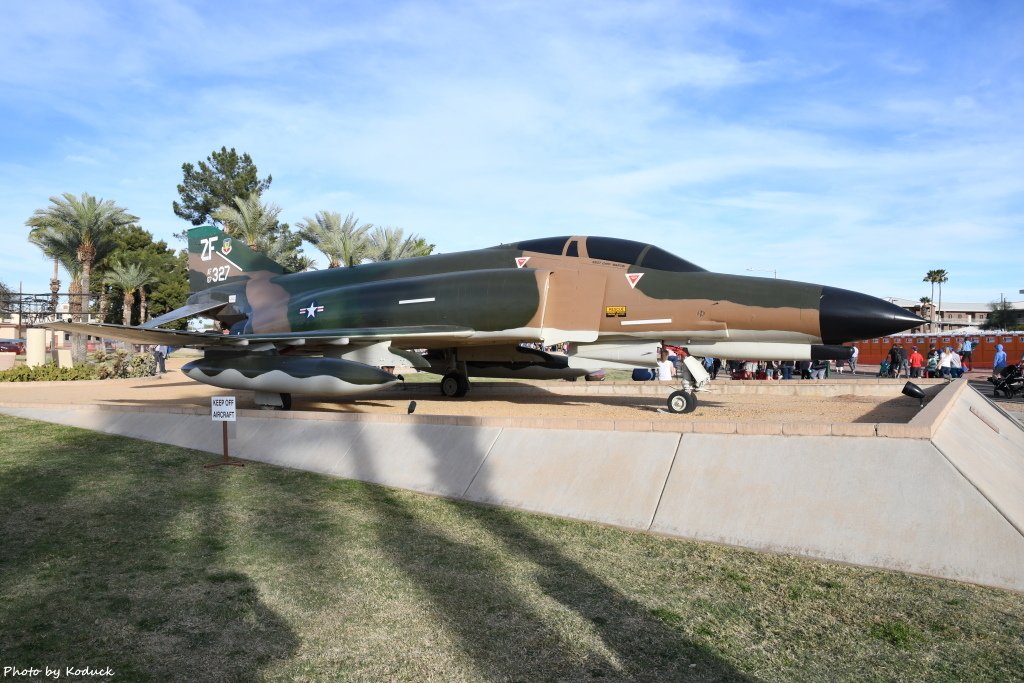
[886,298,1024,334]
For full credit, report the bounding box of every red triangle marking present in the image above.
[515,257,530,268]
[626,273,644,288]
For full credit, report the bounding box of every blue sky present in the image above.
[2,0,1022,304]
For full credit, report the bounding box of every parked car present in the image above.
[0,338,26,354]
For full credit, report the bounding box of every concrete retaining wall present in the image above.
[1,379,1022,592]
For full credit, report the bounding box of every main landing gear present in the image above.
[438,351,471,398]
[440,371,470,397]
[666,390,698,414]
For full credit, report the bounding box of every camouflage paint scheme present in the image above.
[47,225,922,403]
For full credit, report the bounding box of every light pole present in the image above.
[746,267,777,279]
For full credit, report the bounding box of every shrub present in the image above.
[0,362,98,382]
[91,349,156,379]
[0,350,158,382]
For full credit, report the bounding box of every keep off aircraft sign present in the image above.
[211,396,236,422]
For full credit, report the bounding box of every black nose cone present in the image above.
[819,286,925,344]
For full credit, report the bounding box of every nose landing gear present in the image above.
[664,356,711,414]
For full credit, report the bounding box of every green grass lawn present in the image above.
[1,416,1022,682]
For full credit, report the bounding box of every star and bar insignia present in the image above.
[299,300,325,318]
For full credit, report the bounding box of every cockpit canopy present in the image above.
[501,236,706,273]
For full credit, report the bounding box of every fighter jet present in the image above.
[47,225,923,412]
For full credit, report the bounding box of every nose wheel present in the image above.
[440,371,470,397]
[666,390,697,414]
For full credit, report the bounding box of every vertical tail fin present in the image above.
[187,225,288,293]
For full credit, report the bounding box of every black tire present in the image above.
[667,390,697,414]
[440,372,469,398]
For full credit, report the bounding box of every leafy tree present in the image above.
[26,193,137,362]
[0,280,12,313]
[95,226,189,327]
[297,211,372,268]
[104,261,155,326]
[173,147,272,226]
[212,194,283,249]
[983,300,1021,331]
[366,226,434,262]
[262,230,313,272]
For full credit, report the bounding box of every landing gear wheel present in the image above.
[280,393,292,411]
[667,390,697,414]
[440,372,469,398]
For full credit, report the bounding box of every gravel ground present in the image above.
[301,390,920,423]
[0,357,925,424]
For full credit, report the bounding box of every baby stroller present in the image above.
[991,364,1023,399]
[878,358,891,377]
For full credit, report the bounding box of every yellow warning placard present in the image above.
[605,306,627,317]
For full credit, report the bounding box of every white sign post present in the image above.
[211,396,236,422]
[206,396,243,468]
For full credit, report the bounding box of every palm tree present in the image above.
[933,269,948,325]
[297,211,372,268]
[27,193,137,361]
[366,226,434,262]
[923,271,939,309]
[211,194,282,251]
[922,270,945,329]
[103,261,155,326]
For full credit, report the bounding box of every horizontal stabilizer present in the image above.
[44,321,227,347]
[141,301,226,329]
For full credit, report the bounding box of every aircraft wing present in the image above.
[43,321,475,349]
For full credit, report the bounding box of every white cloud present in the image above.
[1,0,1022,306]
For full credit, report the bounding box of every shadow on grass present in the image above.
[0,418,298,681]
[332,421,755,681]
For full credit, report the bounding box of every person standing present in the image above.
[939,347,953,379]
[950,348,962,378]
[154,344,168,374]
[849,345,859,374]
[960,338,974,372]
[781,359,795,380]
[887,346,900,378]
[992,344,1008,381]
[909,346,924,378]
[656,349,675,381]
[810,359,828,380]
